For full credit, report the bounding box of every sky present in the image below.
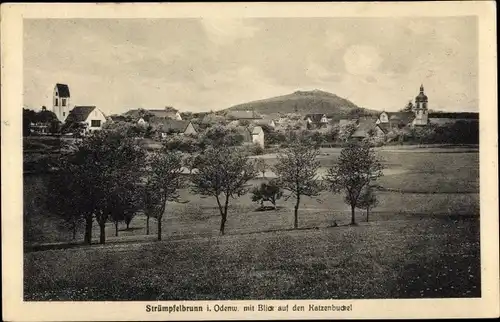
[23,17,478,114]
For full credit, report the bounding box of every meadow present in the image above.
[23,146,480,300]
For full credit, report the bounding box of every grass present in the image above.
[24,215,480,300]
[23,148,481,300]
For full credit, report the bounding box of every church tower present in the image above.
[413,84,428,126]
[53,83,71,122]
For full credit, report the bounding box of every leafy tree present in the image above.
[23,108,37,136]
[338,122,358,142]
[239,119,251,127]
[251,179,283,209]
[46,156,97,244]
[357,186,379,222]
[273,138,323,228]
[70,129,146,244]
[199,125,244,148]
[191,146,257,235]
[143,150,184,241]
[400,100,414,112]
[255,158,267,177]
[325,141,383,225]
[182,153,201,175]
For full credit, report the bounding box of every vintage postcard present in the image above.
[1,2,499,321]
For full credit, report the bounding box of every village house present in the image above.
[157,119,198,138]
[254,117,276,129]
[251,126,265,148]
[226,110,262,121]
[200,113,226,126]
[124,107,183,125]
[304,113,329,129]
[64,106,107,136]
[52,83,71,123]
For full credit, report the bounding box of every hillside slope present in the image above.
[225,89,379,118]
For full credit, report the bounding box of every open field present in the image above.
[23,147,480,300]
[24,215,480,300]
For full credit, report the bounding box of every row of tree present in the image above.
[46,125,383,245]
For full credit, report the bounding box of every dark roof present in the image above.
[201,113,226,124]
[226,111,262,120]
[304,113,327,123]
[376,123,391,134]
[65,106,96,122]
[55,84,70,97]
[388,112,415,124]
[124,108,180,119]
[351,119,375,138]
[428,112,479,119]
[158,119,191,133]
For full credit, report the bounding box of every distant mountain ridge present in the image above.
[224,89,379,118]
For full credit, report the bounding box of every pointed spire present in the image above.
[420,84,424,92]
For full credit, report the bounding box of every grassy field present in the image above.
[23,147,480,300]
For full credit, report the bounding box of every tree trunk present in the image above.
[366,207,370,222]
[126,221,130,229]
[146,215,150,235]
[351,205,356,225]
[115,221,119,237]
[157,217,162,241]
[220,214,227,235]
[99,223,106,244]
[72,224,77,240]
[294,195,300,229]
[84,215,92,245]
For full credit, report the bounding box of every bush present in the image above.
[251,179,283,209]
[250,143,265,155]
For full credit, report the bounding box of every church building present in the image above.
[376,84,429,130]
[53,83,71,122]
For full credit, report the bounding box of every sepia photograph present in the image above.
[2,2,498,321]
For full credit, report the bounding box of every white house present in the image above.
[65,106,107,135]
[251,126,265,148]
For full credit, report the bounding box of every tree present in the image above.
[357,186,379,222]
[273,138,323,229]
[143,150,184,241]
[400,100,414,112]
[255,158,267,177]
[46,155,97,244]
[338,122,358,142]
[251,179,283,209]
[182,153,202,175]
[70,129,146,244]
[325,141,383,225]
[191,146,257,235]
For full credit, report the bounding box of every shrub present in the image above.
[251,179,284,209]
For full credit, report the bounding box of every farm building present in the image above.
[157,119,198,138]
[64,106,107,135]
[304,113,328,129]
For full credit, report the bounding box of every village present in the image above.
[24,83,479,150]
[19,15,483,305]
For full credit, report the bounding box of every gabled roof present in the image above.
[387,112,415,124]
[201,113,226,124]
[351,119,375,138]
[124,108,180,120]
[157,119,191,133]
[304,113,327,123]
[55,84,70,98]
[376,123,391,134]
[65,106,96,123]
[226,110,262,120]
[251,126,263,135]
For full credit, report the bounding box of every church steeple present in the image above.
[413,84,429,126]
